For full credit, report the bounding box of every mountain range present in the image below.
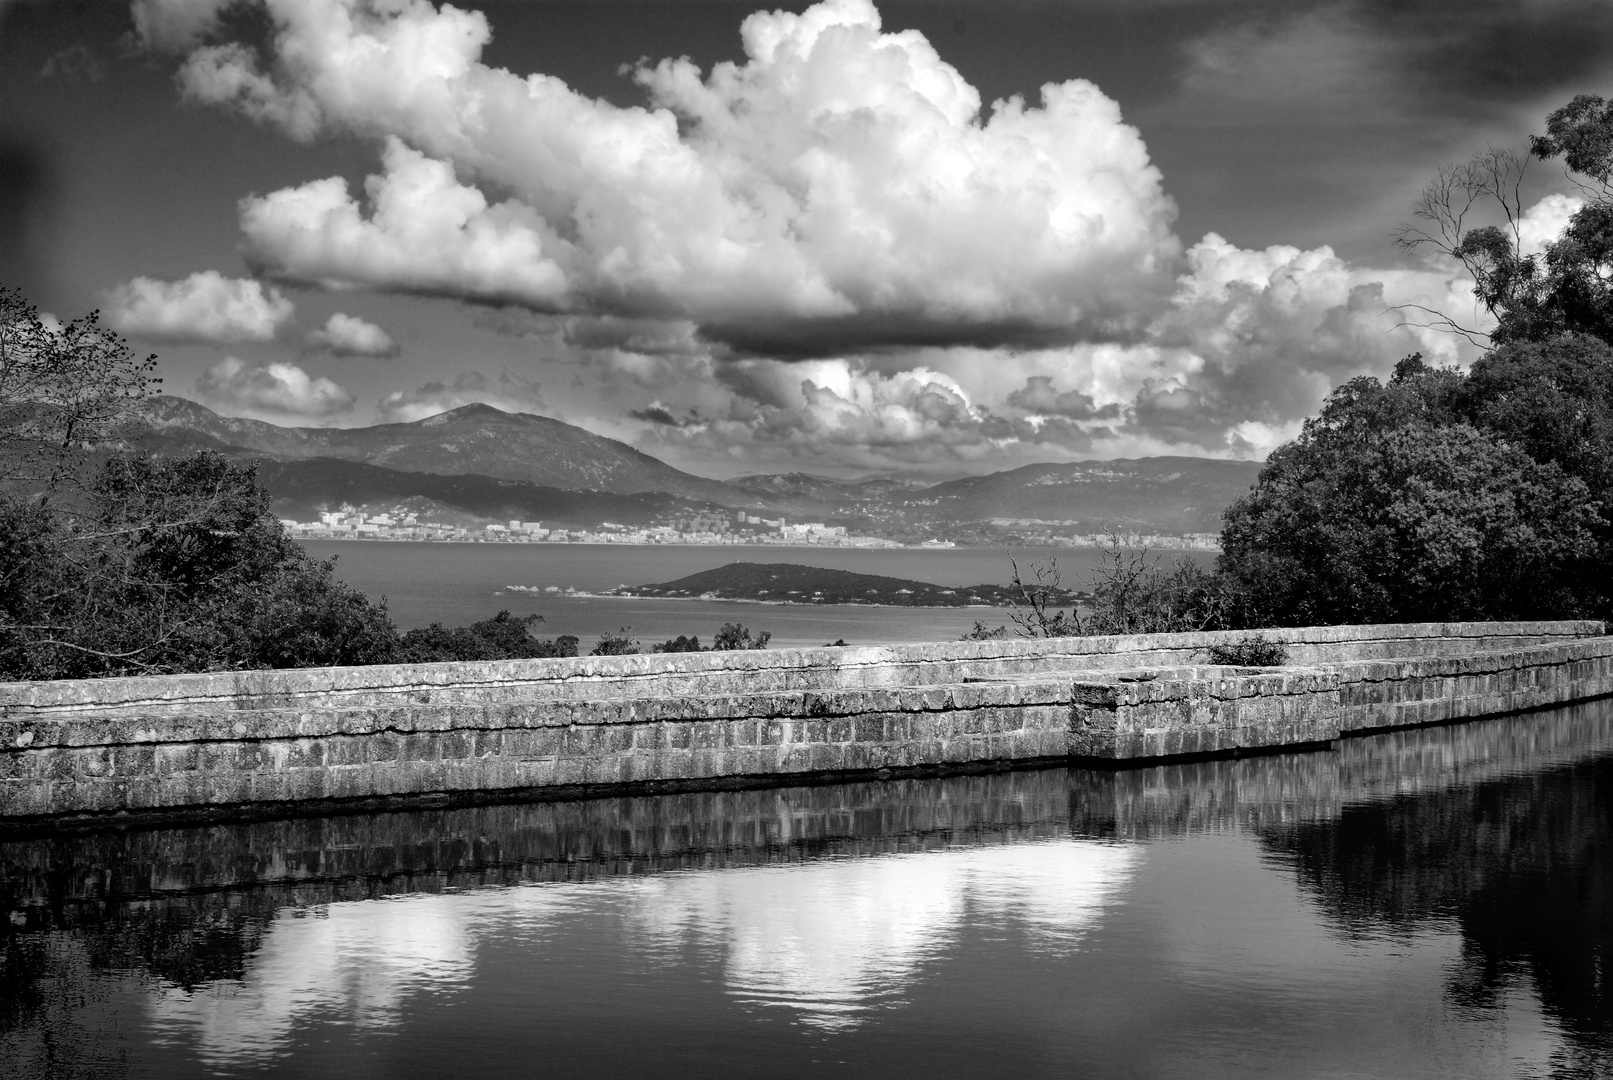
[123,396,1265,536]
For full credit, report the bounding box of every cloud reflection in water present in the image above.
[145,838,1137,1059]
[631,841,1138,1028]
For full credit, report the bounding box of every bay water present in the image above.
[297,541,1216,649]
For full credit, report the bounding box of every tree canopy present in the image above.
[1220,96,1613,627]
[1400,96,1613,347]
[1218,356,1605,625]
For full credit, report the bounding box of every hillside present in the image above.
[127,397,1264,538]
[129,396,740,502]
[891,458,1262,533]
[255,459,683,526]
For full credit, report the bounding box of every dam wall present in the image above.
[1,621,1608,824]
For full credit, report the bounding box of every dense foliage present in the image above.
[1217,350,1608,624]
[0,452,402,679]
[397,611,579,663]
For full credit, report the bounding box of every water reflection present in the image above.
[1260,745,1613,1078]
[3,700,1612,1077]
[147,896,477,1064]
[630,843,1136,1027]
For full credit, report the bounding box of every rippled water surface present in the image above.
[4,700,1612,1078]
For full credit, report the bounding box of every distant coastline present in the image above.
[289,533,1222,552]
[293,538,1219,554]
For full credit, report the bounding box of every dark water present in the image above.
[4,699,1612,1078]
[295,541,1216,647]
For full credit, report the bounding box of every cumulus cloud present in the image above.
[1006,376,1121,422]
[633,356,1122,475]
[626,214,1481,468]
[1128,232,1475,449]
[376,370,548,424]
[306,312,399,357]
[196,357,355,421]
[179,0,1178,351]
[105,271,294,345]
[241,139,571,306]
[150,0,1529,465]
[1518,192,1584,257]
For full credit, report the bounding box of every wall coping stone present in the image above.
[0,620,1603,713]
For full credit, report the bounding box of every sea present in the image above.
[296,541,1218,650]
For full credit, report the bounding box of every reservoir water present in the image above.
[4,699,1610,1078]
[296,541,1217,649]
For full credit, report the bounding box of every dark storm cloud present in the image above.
[698,309,1156,361]
[1138,0,1613,256]
[1007,376,1123,421]
[629,404,688,427]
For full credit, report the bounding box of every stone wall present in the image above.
[0,621,1608,824]
[9,702,1609,934]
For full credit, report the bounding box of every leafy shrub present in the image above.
[398,611,577,663]
[1202,634,1289,667]
[1008,539,1229,639]
[0,452,404,679]
[652,634,704,653]
[590,627,640,655]
[712,623,770,650]
[960,621,1005,641]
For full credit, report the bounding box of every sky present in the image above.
[1,0,1609,480]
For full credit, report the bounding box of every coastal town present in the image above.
[277,507,1222,550]
[278,508,910,547]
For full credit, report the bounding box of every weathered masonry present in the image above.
[1,621,1609,825]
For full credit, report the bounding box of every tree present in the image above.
[0,452,403,679]
[712,623,770,650]
[0,284,158,497]
[590,627,640,656]
[1007,539,1228,638]
[1218,365,1603,625]
[397,611,577,663]
[0,285,409,679]
[1398,97,1613,347]
[1393,148,1546,346]
[1460,333,1613,499]
[652,634,705,653]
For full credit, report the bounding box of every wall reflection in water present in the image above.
[2,699,1611,1078]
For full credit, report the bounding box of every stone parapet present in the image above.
[0,622,1607,825]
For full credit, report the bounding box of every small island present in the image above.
[608,561,1081,607]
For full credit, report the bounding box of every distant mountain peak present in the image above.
[432,402,511,420]
[124,394,739,502]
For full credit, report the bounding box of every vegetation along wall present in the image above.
[1,621,1608,826]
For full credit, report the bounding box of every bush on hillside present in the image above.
[712,623,770,650]
[398,611,578,663]
[1217,356,1605,626]
[0,452,403,679]
[1008,540,1230,639]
